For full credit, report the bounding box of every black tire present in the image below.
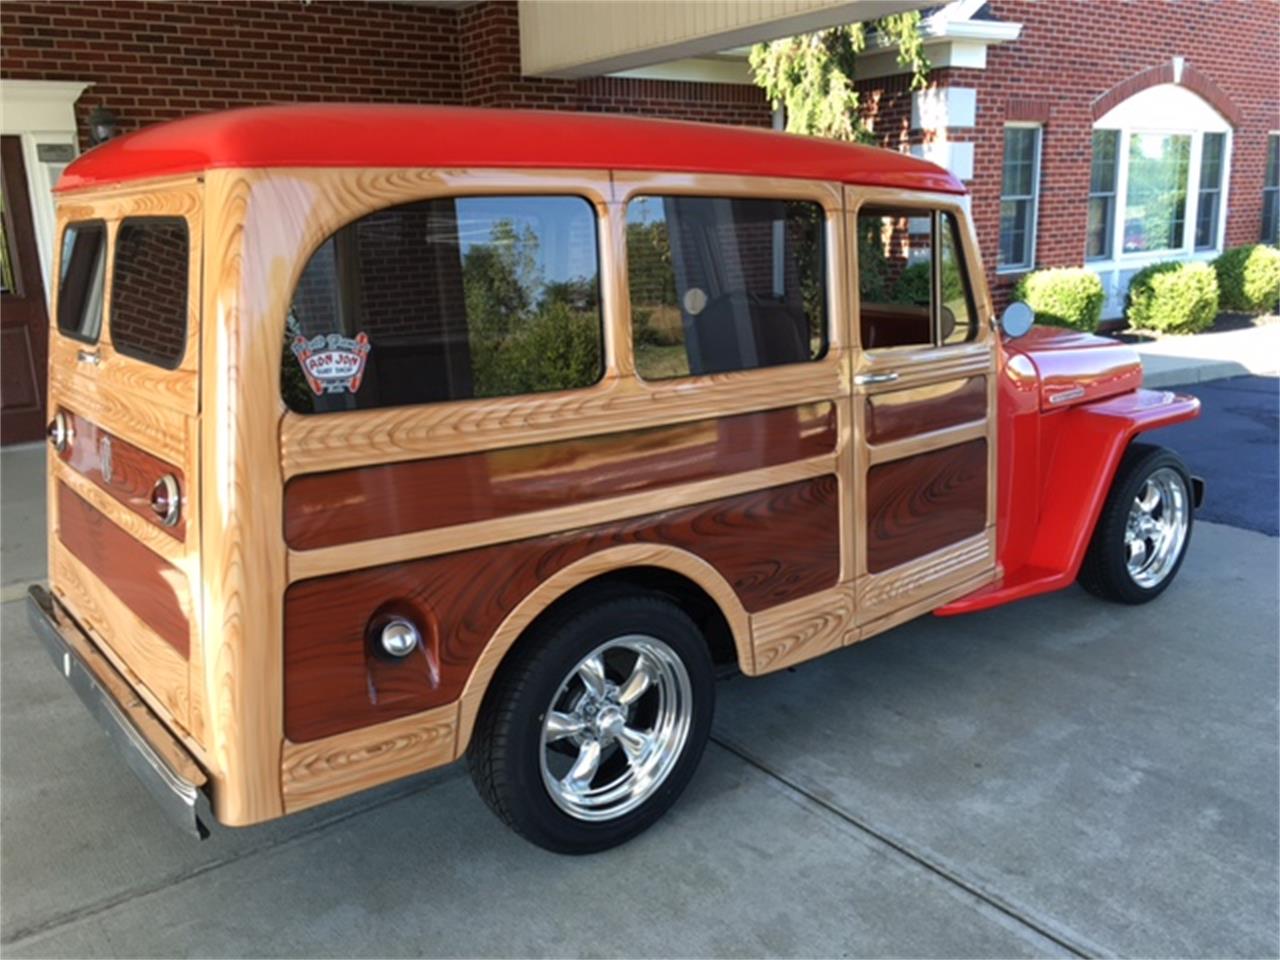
[1078,442,1194,604]
[466,591,715,854]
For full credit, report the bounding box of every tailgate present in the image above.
[46,179,206,750]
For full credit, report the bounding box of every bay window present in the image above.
[1086,84,1235,319]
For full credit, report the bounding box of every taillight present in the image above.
[150,474,181,527]
[47,412,72,454]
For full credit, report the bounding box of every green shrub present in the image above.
[1126,260,1220,334]
[1012,268,1105,332]
[889,259,964,306]
[1213,244,1280,313]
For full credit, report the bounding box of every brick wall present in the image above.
[0,0,771,149]
[942,0,1276,309]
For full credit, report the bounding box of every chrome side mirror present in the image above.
[999,301,1035,339]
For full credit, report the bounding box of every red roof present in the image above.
[56,104,965,195]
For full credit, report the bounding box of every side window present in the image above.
[110,218,190,368]
[57,221,106,343]
[284,195,602,413]
[857,207,977,349]
[625,196,826,380]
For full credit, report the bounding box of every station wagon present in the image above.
[29,105,1202,853]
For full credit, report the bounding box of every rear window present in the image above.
[110,218,190,369]
[57,221,106,343]
[283,195,602,414]
[626,196,827,380]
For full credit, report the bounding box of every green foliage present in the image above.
[464,219,602,396]
[1126,260,1220,334]
[1213,244,1280,313]
[749,12,929,142]
[1013,268,1105,332]
[888,259,964,306]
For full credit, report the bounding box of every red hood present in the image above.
[1003,327,1142,412]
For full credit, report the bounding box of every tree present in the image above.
[749,12,929,143]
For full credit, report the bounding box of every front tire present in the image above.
[467,593,715,854]
[1079,442,1194,604]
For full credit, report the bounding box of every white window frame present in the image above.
[1094,87,1233,265]
[997,122,1042,274]
[1086,83,1234,321]
[1086,129,1120,261]
[1194,131,1228,251]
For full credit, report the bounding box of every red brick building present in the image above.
[851,0,1279,316]
[1,0,1276,408]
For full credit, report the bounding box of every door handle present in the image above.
[854,371,899,385]
[77,349,101,366]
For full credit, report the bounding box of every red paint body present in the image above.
[937,328,1199,616]
[55,104,965,196]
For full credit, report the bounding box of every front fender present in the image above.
[937,388,1199,615]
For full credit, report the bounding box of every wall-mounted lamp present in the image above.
[88,106,119,146]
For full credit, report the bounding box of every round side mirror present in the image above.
[1000,301,1035,339]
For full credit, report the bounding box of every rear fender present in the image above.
[937,388,1200,615]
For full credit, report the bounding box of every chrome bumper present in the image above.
[26,585,213,839]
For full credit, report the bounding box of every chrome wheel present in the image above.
[539,635,693,822]
[1124,466,1190,590]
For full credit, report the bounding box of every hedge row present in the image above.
[1011,243,1277,336]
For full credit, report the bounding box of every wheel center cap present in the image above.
[595,705,625,740]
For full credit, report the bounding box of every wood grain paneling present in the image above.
[56,482,189,657]
[285,476,839,742]
[58,409,186,539]
[865,377,986,445]
[865,440,986,574]
[285,403,836,550]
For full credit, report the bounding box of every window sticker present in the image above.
[291,331,371,396]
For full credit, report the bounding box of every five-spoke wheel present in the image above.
[1081,443,1195,604]
[540,636,693,822]
[468,593,713,853]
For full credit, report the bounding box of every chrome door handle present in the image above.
[854,371,899,385]
[77,349,101,366]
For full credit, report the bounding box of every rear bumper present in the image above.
[26,585,212,839]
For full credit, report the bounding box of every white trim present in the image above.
[0,79,91,305]
[911,87,977,132]
[1087,83,1236,317]
[610,56,753,85]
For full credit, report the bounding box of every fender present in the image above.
[937,388,1200,615]
[452,544,753,754]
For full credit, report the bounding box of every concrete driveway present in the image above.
[2,403,1277,958]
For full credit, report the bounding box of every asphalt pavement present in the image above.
[1146,375,1279,536]
[1,373,1276,958]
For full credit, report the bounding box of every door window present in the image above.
[110,218,190,368]
[56,221,106,344]
[857,207,977,349]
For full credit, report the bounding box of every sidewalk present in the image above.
[1129,322,1280,388]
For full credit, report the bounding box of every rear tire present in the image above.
[467,592,714,854]
[1079,443,1194,604]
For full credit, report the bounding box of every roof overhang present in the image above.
[518,0,932,78]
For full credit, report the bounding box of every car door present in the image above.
[847,189,998,632]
